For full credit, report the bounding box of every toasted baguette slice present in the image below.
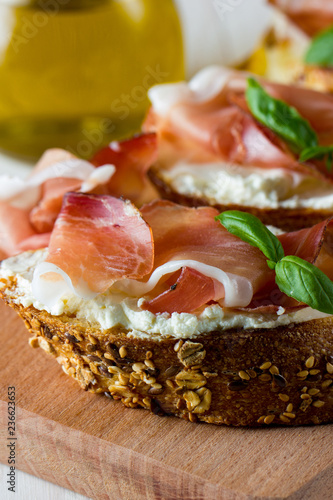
[148,167,333,232]
[1,274,332,427]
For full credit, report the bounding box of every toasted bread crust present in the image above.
[298,66,333,93]
[2,293,333,427]
[148,167,333,232]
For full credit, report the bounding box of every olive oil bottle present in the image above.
[0,0,184,158]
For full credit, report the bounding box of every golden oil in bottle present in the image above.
[0,0,184,158]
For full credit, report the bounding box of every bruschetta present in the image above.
[144,66,333,231]
[1,193,332,426]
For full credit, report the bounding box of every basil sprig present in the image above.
[305,26,333,68]
[217,210,333,314]
[245,78,333,173]
[245,78,318,154]
[300,145,333,171]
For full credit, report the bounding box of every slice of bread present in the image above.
[1,274,332,427]
[148,167,333,233]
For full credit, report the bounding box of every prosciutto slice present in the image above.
[0,203,36,259]
[142,267,220,315]
[26,151,116,235]
[139,200,273,312]
[279,219,333,281]
[0,150,113,257]
[141,202,333,314]
[32,193,154,302]
[145,66,333,181]
[263,83,333,140]
[269,0,333,37]
[250,218,333,310]
[0,135,158,258]
[27,195,333,315]
[29,178,83,233]
[91,133,159,206]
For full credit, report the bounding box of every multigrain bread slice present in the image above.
[1,280,333,427]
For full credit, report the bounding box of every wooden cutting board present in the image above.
[0,302,332,500]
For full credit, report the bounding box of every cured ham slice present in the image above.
[139,200,273,311]
[145,66,333,180]
[17,233,52,253]
[279,219,333,280]
[33,193,154,301]
[0,135,157,258]
[26,194,333,316]
[140,200,270,288]
[0,202,36,259]
[29,178,82,233]
[141,202,333,314]
[142,267,220,315]
[27,151,115,234]
[32,148,77,174]
[250,218,333,310]
[269,0,333,37]
[153,101,300,170]
[91,133,159,206]
[263,83,333,139]
[29,165,115,234]
[1,150,97,211]
[0,149,112,256]
[117,258,253,310]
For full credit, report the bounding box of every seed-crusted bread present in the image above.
[1,279,333,427]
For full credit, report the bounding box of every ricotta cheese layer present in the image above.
[160,162,333,210]
[0,250,329,340]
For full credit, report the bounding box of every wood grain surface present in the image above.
[0,301,332,500]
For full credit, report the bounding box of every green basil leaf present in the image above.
[305,26,333,67]
[300,145,333,172]
[216,210,285,264]
[245,78,318,154]
[275,256,333,314]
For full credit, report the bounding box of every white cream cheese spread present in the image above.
[0,250,329,340]
[159,161,333,210]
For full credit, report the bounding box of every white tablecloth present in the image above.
[0,466,90,500]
